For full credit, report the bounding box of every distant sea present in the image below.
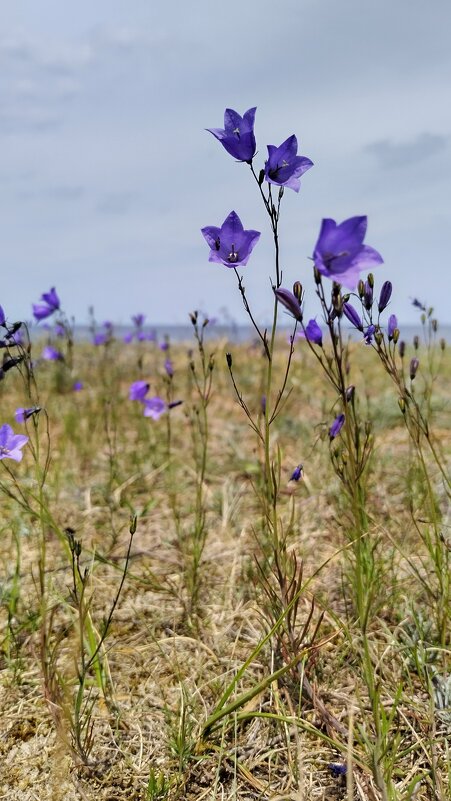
[71,323,451,345]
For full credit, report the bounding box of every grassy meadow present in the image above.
[0,323,450,801]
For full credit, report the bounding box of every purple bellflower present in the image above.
[143,396,166,420]
[264,135,313,192]
[329,413,345,440]
[273,287,302,322]
[290,464,303,482]
[296,318,323,346]
[73,380,83,391]
[0,306,5,326]
[132,314,145,328]
[201,211,260,268]
[328,763,347,778]
[304,319,323,346]
[93,333,107,346]
[33,287,60,321]
[42,345,63,361]
[129,380,149,401]
[207,107,257,163]
[0,423,29,461]
[313,217,383,289]
[15,407,40,423]
[363,324,376,344]
[123,332,134,344]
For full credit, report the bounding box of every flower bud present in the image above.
[189,311,198,325]
[343,302,363,331]
[313,266,322,285]
[329,413,345,440]
[378,281,392,313]
[226,352,233,368]
[1,356,23,373]
[367,272,374,288]
[398,397,406,414]
[399,341,406,358]
[293,281,303,301]
[413,335,419,350]
[374,331,383,346]
[410,357,419,380]
[388,314,398,341]
[363,280,373,311]
[258,169,265,186]
[345,385,355,403]
[358,279,365,298]
[432,319,438,333]
[440,338,446,351]
[420,313,426,325]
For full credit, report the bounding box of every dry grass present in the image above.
[0,334,450,800]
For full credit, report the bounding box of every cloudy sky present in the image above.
[2,0,450,326]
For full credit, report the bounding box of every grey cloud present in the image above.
[15,183,85,202]
[96,191,141,215]
[0,107,62,135]
[364,133,449,168]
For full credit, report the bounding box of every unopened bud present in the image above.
[278,186,284,200]
[432,319,438,333]
[258,169,265,186]
[358,279,365,298]
[413,335,419,350]
[398,340,406,358]
[293,281,303,301]
[226,352,232,368]
[440,338,446,351]
[374,331,383,346]
[398,397,406,414]
[365,420,372,436]
[420,313,426,325]
[313,266,322,285]
[410,357,419,380]
[392,328,400,344]
[342,293,351,304]
[345,385,355,403]
[189,311,198,325]
[367,272,374,288]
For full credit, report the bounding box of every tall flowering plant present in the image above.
[200,106,424,799]
[203,107,313,556]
